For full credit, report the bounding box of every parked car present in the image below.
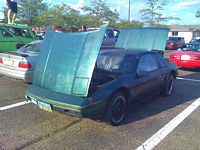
[188,39,200,44]
[0,40,43,82]
[25,26,177,125]
[0,24,37,52]
[169,43,200,68]
[166,36,185,50]
[87,27,119,48]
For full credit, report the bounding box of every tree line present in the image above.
[1,0,199,29]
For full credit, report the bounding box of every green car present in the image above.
[0,24,37,52]
[25,25,177,125]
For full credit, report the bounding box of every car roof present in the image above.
[100,48,152,56]
[28,40,43,44]
[0,23,30,29]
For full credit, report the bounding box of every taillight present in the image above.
[18,61,32,68]
[194,56,200,60]
[170,54,177,58]
[0,58,3,64]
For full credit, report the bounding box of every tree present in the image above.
[139,0,180,26]
[35,4,81,29]
[0,7,7,23]
[113,20,143,29]
[18,0,48,25]
[196,9,200,17]
[82,0,119,25]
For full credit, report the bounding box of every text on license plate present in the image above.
[37,101,52,112]
[4,59,14,66]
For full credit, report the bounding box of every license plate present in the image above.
[180,55,190,60]
[4,59,14,66]
[38,101,52,112]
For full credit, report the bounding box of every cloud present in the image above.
[107,0,144,20]
[67,0,84,10]
[170,0,200,11]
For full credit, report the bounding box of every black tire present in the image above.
[162,75,174,96]
[104,92,127,126]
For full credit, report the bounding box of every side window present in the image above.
[21,29,32,38]
[137,54,159,72]
[1,29,13,38]
[6,27,32,38]
[154,54,166,68]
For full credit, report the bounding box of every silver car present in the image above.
[0,40,43,83]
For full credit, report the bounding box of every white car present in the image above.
[0,40,43,83]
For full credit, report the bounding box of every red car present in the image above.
[166,37,185,50]
[169,44,200,68]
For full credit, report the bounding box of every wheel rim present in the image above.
[112,96,126,123]
[167,77,173,94]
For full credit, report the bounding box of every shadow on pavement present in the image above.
[178,68,200,80]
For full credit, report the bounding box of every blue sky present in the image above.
[0,0,200,25]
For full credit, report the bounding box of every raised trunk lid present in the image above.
[115,27,169,51]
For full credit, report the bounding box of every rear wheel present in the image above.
[105,92,127,126]
[162,75,174,96]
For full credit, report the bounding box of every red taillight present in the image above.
[194,56,200,60]
[0,58,3,64]
[170,54,177,58]
[18,61,32,68]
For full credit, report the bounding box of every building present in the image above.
[168,25,200,43]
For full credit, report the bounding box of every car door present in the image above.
[133,54,163,101]
[0,28,19,51]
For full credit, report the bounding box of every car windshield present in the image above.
[185,44,200,52]
[190,39,200,43]
[168,37,177,41]
[17,42,42,53]
[97,53,135,74]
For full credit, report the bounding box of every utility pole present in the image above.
[128,0,131,22]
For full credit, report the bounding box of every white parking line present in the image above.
[177,77,200,83]
[0,101,31,111]
[136,97,200,150]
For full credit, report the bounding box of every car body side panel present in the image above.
[0,28,19,51]
[132,70,164,101]
[116,28,169,51]
[33,25,107,97]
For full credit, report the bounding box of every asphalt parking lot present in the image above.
[0,51,200,150]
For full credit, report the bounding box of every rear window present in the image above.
[97,53,135,74]
[168,37,178,41]
[17,42,42,53]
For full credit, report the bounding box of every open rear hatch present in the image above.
[115,27,169,51]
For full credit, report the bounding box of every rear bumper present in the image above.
[169,58,200,68]
[25,86,107,118]
[0,65,33,82]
